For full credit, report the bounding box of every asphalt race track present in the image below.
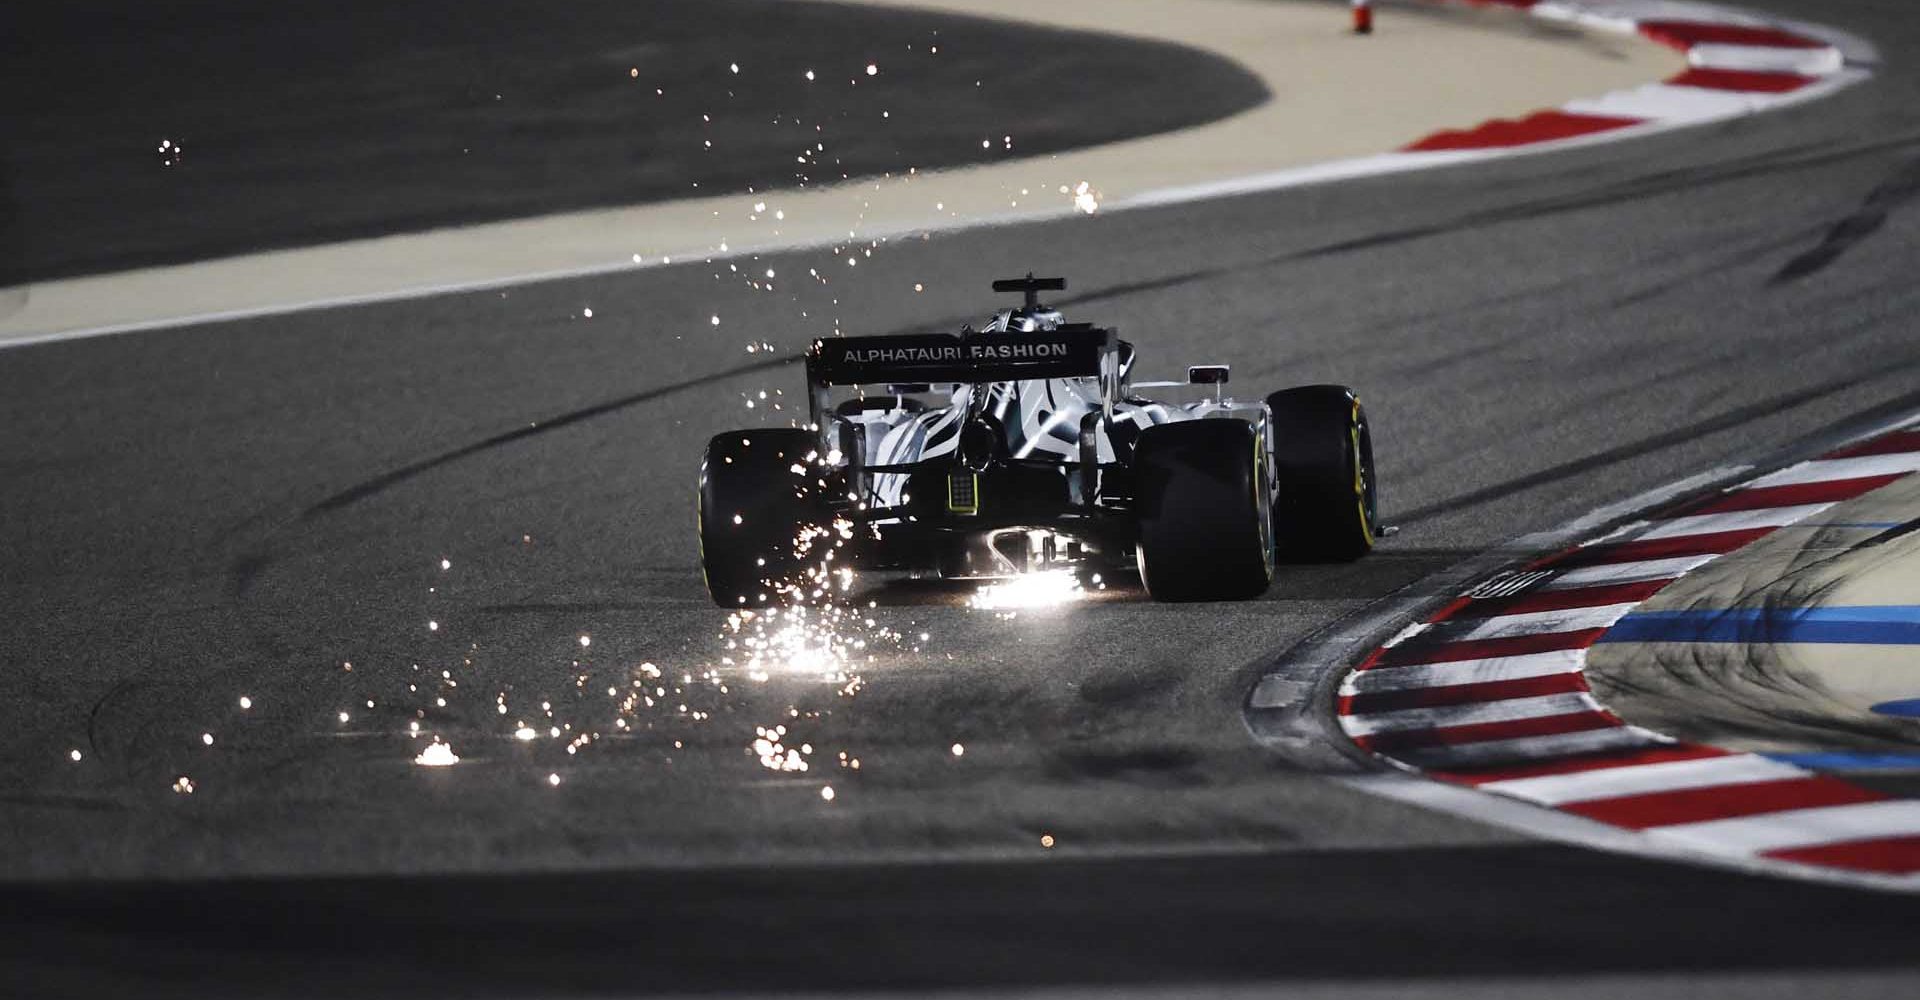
[6,0,1920,996]
[0,0,1263,283]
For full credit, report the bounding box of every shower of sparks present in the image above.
[324,258,953,785]
[753,724,810,771]
[414,741,461,767]
[1071,180,1100,215]
[725,602,888,680]
[969,570,1084,611]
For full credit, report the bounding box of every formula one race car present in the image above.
[698,275,1381,604]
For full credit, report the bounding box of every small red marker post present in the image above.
[1352,0,1373,35]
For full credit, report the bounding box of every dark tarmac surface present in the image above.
[7,846,1920,998]
[5,0,1920,995]
[0,0,1264,284]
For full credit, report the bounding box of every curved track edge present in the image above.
[1250,409,1920,892]
[0,0,1873,348]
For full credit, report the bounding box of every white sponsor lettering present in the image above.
[841,346,964,364]
[968,341,1069,360]
[839,340,1073,365]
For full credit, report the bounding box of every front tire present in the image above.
[697,429,831,607]
[1267,385,1377,562]
[1132,419,1274,602]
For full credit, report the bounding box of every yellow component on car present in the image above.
[947,472,980,515]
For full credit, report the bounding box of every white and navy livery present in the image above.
[697,276,1385,604]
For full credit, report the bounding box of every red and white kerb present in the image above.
[1404,1,1854,152]
[1337,427,1920,880]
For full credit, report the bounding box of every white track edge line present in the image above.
[1477,752,1808,805]
[0,5,1877,350]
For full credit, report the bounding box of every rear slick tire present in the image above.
[1132,419,1274,602]
[698,428,830,607]
[1267,384,1377,562]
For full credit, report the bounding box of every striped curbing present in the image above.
[1404,1,1870,152]
[1333,418,1920,885]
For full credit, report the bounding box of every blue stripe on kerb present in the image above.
[1764,751,1920,771]
[1598,606,1920,645]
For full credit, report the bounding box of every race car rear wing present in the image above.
[805,326,1119,388]
[806,326,1122,504]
